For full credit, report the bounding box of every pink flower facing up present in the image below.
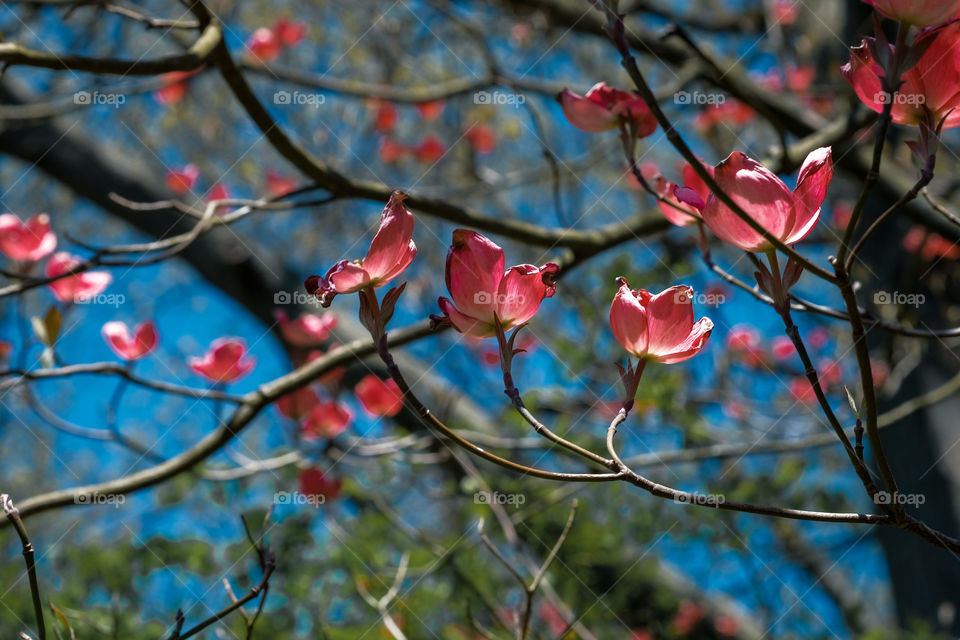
[843,22,960,129]
[302,401,352,439]
[700,147,833,253]
[102,321,158,361]
[558,82,657,137]
[165,164,199,196]
[862,0,960,26]
[274,310,338,347]
[305,191,416,307]
[355,374,404,417]
[655,162,714,227]
[247,27,282,62]
[189,338,256,383]
[298,467,342,502]
[45,253,112,303]
[436,230,558,338]
[0,213,57,262]
[609,279,713,364]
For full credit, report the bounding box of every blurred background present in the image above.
[1,0,959,637]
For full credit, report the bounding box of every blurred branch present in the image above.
[1,494,46,640]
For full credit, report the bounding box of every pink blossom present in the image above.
[299,467,342,502]
[0,213,57,262]
[188,338,256,383]
[302,401,352,439]
[45,253,112,303]
[165,164,199,196]
[102,321,158,361]
[246,27,281,62]
[274,310,338,347]
[558,82,657,137]
[355,375,404,417]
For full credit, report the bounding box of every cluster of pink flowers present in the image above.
[246,17,307,63]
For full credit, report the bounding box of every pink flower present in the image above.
[274,310,338,347]
[273,17,307,46]
[369,99,398,133]
[266,171,298,197]
[102,321,158,361]
[416,100,445,121]
[154,70,198,105]
[862,0,960,26]
[694,100,755,132]
[378,137,408,163]
[715,616,740,637]
[413,135,446,163]
[276,387,321,421]
[789,377,817,404]
[165,164,199,196]
[305,191,416,307]
[655,161,714,227]
[247,27,281,62]
[808,326,830,350]
[298,467,342,502]
[902,225,960,261]
[786,64,815,93]
[436,230,558,338]
[673,601,705,635]
[558,82,657,136]
[302,401,352,439]
[609,279,713,364]
[770,335,796,360]
[819,359,843,387]
[701,147,833,252]
[355,375,404,417]
[206,183,230,202]
[843,23,960,128]
[0,213,57,262]
[188,338,256,383]
[464,123,496,154]
[45,253,112,303]
[724,325,764,367]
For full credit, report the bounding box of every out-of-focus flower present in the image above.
[609,279,713,364]
[273,17,307,46]
[274,310,338,347]
[808,326,831,350]
[378,137,408,163]
[770,335,796,360]
[790,377,817,404]
[298,467,342,502]
[0,213,57,262]
[369,99,398,133]
[436,230,557,338]
[45,253,112,303]
[276,387,321,421]
[786,64,815,93]
[413,135,446,163]
[188,338,256,383]
[302,401,352,439]
[902,225,960,261]
[416,100,445,121]
[725,324,765,367]
[154,70,198,105]
[701,147,833,252]
[246,27,281,62]
[305,191,416,307]
[862,0,960,26]
[102,321,158,361]
[842,23,960,128]
[355,374,404,417]
[206,183,230,202]
[715,615,740,637]
[266,171,298,197]
[465,123,496,154]
[558,82,657,137]
[819,359,843,387]
[165,164,199,195]
[694,99,755,132]
[673,601,705,635]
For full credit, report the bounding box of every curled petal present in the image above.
[651,317,714,364]
[609,278,648,358]
[362,191,416,283]
[558,88,619,132]
[445,229,504,322]
[496,263,558,328]
[438,296,494,338]
[789,146,833,244]
[642,286,697,359]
